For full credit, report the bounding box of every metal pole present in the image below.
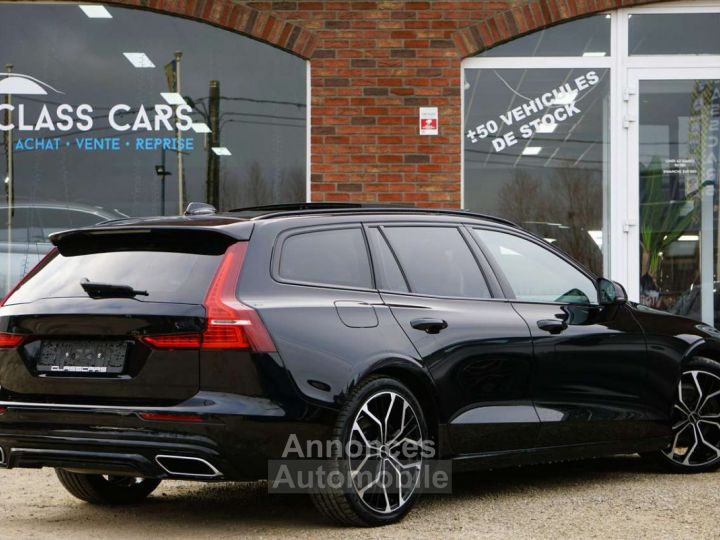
[175,51,184,214]
[701,184,714,324]
[5,64,13,294]
[206,80,220,208]
[160,147,166,216]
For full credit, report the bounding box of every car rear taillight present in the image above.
[142,242,275,352]
[201,242,275,352]
[0,406,6,415]
[0,332,25,348]
[140,333,202,349]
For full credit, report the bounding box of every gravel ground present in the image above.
[1,456,718,539]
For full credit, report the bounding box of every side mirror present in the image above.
[598,278,628,305]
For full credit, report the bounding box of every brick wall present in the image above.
[256,1,514,207]
[100,0,664,207]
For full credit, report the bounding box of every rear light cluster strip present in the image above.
[140,242,276,353]
[0,332,25,348]
[141,333,201,349]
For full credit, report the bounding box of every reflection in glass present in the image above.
[629,14,720,56]
[478,15,611,57]
[0,3,307,295]
[0,6,307,215]
[638,80,719,326]
[464,68,609,275]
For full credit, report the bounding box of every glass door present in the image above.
[628,69,720,325]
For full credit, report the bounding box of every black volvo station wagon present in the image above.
[0,202,719,526]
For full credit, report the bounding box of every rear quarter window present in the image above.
[276,227,373,289]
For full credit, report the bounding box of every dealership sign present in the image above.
[466,70,600,152]
[0,72,196,152]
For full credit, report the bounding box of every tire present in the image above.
[647,356,720,473]
[310,376,430,526]
[55,469,161,505]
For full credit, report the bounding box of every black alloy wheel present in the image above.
[311,376,429,526]
[653,357,720,472]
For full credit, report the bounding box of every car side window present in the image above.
[382,226,491,298]
[366,228,409,293]
[278,227,373,289]
[474,229,598,304]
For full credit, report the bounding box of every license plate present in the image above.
[36,340,128,375]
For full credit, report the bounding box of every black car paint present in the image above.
[0,210,718,481]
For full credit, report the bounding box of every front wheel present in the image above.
[56,469,161,504]
[311,376,430,526]
[649,356,720,473]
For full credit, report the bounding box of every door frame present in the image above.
[623,67,720,313]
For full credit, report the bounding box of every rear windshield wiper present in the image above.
[80,279,149,299]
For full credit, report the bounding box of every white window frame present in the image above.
[306,61,312,202]
[461,1,720,301]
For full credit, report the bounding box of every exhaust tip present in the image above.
[155,455,221,478]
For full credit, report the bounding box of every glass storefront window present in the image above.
[638,79,720,326]
[629,13,720,55]
[478,14,611,57]
[0,4,307,216]
[0,3,307,294]
[466,5,720,323]
[464,67,609,275]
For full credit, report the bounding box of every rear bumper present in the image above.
[0,391,333,481]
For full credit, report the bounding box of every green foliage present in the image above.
[640,156,699,278]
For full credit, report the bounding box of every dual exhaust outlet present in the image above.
[154,455,222,479]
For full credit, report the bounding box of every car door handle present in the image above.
[537,319,568,334]
[410,318,448,334]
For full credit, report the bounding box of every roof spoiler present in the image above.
[49,227,240,256]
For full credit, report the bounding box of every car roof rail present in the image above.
[226,202,518,228]
[228,202,410,213]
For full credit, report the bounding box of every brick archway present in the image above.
[453,0,669,57]
[57,0,317,59]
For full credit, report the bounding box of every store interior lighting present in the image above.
[123,52,155,68]
[79,5,112,18]
[536,122,558,133]
[551,89,578,106]
[160,92,186,105]
[191,123,212,133]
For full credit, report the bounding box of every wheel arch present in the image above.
[351,358,445,456]
[683,339,720,367]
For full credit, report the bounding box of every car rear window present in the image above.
[278,227,373,289]
[5,250,222,305]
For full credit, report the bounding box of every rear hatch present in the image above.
[0,227,241,405]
